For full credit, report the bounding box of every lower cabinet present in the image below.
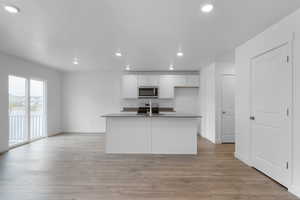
[151,118,198,154]
[105,117,198,154]
[106,117,151,153]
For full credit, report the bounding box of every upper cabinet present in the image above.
[184,75,200,87]
[138,75,159,86]
[122,75,138,99]
[122,73,199,99]
[159,75,176,99]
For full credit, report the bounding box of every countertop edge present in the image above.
[101,114,202,118]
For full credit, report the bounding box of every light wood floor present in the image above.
[0,133,298,200]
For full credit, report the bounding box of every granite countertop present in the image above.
[102,113,202,118]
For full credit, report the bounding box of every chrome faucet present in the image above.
[149,99,152,117]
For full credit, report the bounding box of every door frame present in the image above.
[220,74,236,144]
[249,39,294,187]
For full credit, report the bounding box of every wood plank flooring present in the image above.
[0,133,298,200]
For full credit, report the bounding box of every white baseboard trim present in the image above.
[62,131,105,134]
[234,152,251,166]
[48,132,64,137]
[289,185,300,198]
[0,149,8,155]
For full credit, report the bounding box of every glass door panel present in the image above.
[30,79,46,140]
[8,76,28,146]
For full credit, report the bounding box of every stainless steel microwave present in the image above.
[138,87,158,99]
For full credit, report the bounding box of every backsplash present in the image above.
[121,99,174,109]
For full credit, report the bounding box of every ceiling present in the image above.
[0,0,300,71]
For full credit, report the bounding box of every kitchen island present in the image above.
[102,113,201,155]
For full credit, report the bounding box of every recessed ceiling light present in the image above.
[4,5,20,14]
[125,65,130,71]
[73,58,79,65]
[115,50,122,57]
[201,4,214,13]
[177,51,184,57]
[169,65,174,71]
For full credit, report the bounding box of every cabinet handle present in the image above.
[250,116,255,120]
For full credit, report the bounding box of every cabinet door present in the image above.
[122,75,138,99]
[185,75,199,87]
[173,75,186,87]
[138,75,159,86]
[159,75,175,99]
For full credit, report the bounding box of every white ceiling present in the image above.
[0,0,300,71]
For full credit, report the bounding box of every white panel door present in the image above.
[122,75,138,99]
[221,75,235,143]
[251,44,292,187]
[159,75,175,99]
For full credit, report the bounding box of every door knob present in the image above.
[222,111,226,114]
[250,116,255,120]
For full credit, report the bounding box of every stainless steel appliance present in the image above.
[138,87,158,99]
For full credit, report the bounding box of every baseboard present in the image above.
[0,150,8,155]
[61,132,105,134]
[234,152,251,166]
[289,185,300,198]
[48,132,64,137]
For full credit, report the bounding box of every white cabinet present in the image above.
[121,74,199,99]
[122,75,138,99]
[173,75,199,87]
[173,75,186,87]
[185,75,199,87]
[159,75,176,99]
[138,75,159,86]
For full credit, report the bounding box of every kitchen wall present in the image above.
[235,8,300,197]
[61,70,200,133]
[62,70,122,133]
[0,53,62,153]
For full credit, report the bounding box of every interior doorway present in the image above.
[221,74,235,143]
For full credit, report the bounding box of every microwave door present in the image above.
[139,88,157,98]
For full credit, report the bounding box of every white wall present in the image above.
[199,63,216,143]
[62,70,122,133]
[174,88,199,114]
[235,8,300,197]
[0,53,62,153]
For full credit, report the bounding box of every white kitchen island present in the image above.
[102,113,201,155]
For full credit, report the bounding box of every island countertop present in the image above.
[102,113,202,118]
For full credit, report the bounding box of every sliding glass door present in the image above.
[8,76,28,146]
[30,79,46,140]
[8,76,47,147]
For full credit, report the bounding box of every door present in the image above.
[159,75,175,99]
[250,43,292,187]
[138,75,159,86]
[122,75,138,99]
[30,79,46,140]
[221,75,235,143]
[8,76,28,146]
